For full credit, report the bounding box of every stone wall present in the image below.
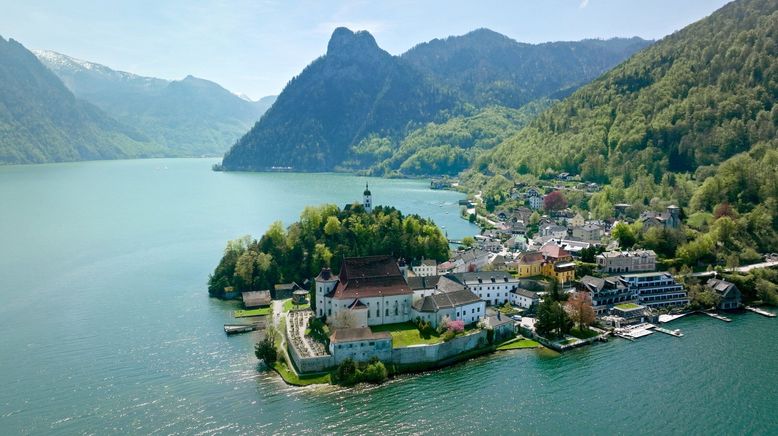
[390,330,487,365]
[286,337,333,373]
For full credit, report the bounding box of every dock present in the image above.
[745,306,776,318]
[654,327,684,337]
[224,323,260,335]
[615,323,655,340]
[702,312,732,322]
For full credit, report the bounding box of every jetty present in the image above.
[654,327,684,337]
[745,306,776,318]
[702,312,732,322]
[224,323,260,335]
[615,323,655,340]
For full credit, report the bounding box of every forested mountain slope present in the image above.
[0,36,159,164]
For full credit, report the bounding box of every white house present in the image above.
[450,271,520,306]
[528,195,543,210]
[411,258,437,277]
[411,276,485,328]
[510,288,540,308]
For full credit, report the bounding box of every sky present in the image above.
[0,0,731,99]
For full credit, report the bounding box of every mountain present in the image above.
[402,29,652,108]
[35,50,275,156]
[478,0,778,185]
[0,36,161,164]
[221,27,458,172]
[221,27,650,173]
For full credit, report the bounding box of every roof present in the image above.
[518,251,544,264]
[241,290,271,308]
[413,289,481,312]
[621,271,673,279]
[450,271,515,284]
[580,275,626,292]
[451,248,489,263]
[512,288,539,299]
[706,278,739,297]
[363,183,371,196]
[276,282,302,291]
[407,275,441,291]
[598,250,656,259]
[315,268,337,282]
[328,255,411,299]
[540,243,571,260]
[329,327,391,343]
[347,299,368,309]
[420,258,437,266]
[436,275,467,293]
[484,315,513,327]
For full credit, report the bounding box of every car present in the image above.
[511,315,522,321]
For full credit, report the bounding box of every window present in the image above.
[386,308,389,316]
[376,309,380,317]
[328,309,331,316]
[394,301,399,316]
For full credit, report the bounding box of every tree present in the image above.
[612,222,638,249]
[336,358,358,385]
[461,236,475,248]
[535,295,570,338]
[543,191,567,212]
[713,202,737,220]
[254,326,278,366]
[565,292,595,330]
[529,211,541,225]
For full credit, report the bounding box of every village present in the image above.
[225,181,776,385]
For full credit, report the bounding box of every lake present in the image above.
[0,158,776,434]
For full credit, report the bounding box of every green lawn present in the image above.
[272,362,331,386]
[496,338,540,350]
[569,327,598,340]
[234,307,271,318]
[283,296,310,312]
[615,303,641,310]
[370,322,444,347]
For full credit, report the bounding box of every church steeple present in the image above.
[363,182,372,213]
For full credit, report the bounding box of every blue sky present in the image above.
[0,0,730,99]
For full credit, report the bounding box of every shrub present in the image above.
[448,319,465,333]
[336,358,358,386]
[443,330,456,342]
[254,336,278,366]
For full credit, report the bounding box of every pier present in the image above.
[224,323,261,335]
[654,327,684,337]
[702,312,732,322]
[745,306,776,318]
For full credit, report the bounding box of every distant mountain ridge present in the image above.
[35,50,276,157]
[402,29,652,108]
[221,27,650,173]
[0,36,162,164]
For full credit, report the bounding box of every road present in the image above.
[690,259,778,277]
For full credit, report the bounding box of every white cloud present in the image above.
[579,0,589,9]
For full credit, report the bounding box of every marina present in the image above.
[224,323,263,335]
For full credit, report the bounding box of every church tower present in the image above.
[363,182,372,213]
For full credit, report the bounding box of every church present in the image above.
[315,255,413,327]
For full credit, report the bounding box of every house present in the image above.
[614,203,631,218]
[579,275,634,315]
[705,278,742,310]
[570,213,585,228]
[540,224,568,238]
[445,248,490,273]
[407,275,441,303]
[328,327,392,365]
[505,235,527,251]
[241,290,272,309]
[528,195,543,210]
[411,258,438,277]
[315,255,413,326]
[274,282,303,300]
[483,314,515,340]
[510,288,540,308]
[450,271,519,306]
[572,224,602,242]
[620,272,688,309]
[596,250,656,273]
[411,276,485,328]
[540,243,576,283]
[516,251,544,278]
[639,205,681,230]
[511,221,527,235]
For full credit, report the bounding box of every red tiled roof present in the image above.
[540,243,570,260]
[327,255,411,299]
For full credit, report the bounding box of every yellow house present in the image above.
[539,243,576,284]
[516,251,543,278]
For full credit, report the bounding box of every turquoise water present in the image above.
[0,158,776,434]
